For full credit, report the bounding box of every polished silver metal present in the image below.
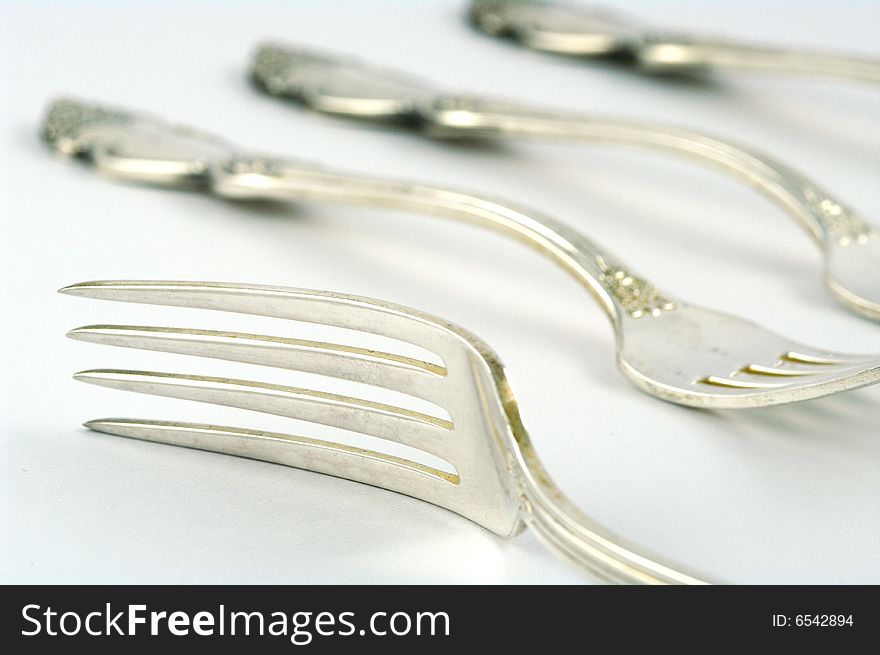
[467,0,880,84]
[42,99,880,408]
[248,43,880,321]
[62,279,710,584]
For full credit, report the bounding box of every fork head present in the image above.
[61,280,526,536]
[616,302,880,408]
[61,280,714,584]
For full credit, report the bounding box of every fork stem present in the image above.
[212,159,667,325]
[422,98,868,245]
[509,435,709,584]
[637,37,880,85]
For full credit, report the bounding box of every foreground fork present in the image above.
[42,100,880,408]
[468,0,880,85]
[248,43,880,321]
[63,279,708,584]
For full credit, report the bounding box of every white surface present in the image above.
[1,0,879,584]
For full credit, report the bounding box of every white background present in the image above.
[1,0,878,584]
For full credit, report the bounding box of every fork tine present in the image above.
[698,376,788,389]
[736,364,818,377]
[74,370,455,459]
[780,351,872,365]
[85,418,458,493]
[67,325,446,402]
[59,281,459,357]
[800,359,880,385]
[738,358,880,378]
[698,357,880,395]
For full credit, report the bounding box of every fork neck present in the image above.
[514,440,709,584]
[419,97,874,248]
[210,157,677,326]
[635,36,880,85]
[479,369,710,584]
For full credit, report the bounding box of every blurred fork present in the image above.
[248,43,880,321]
[468,0,880,84]
[42,99,880,408]
[62,279,709,584]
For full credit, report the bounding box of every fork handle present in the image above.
[635,36,880,85]
[421,97,873,246]
[211,157,676,325]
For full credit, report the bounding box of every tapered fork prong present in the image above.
[59,281,460,356]
[67,325,446,402]
[85,418,459,488]
[695,358,880,396]
[74,370,455,460]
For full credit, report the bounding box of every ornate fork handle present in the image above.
[468,0,880,86]
[421,97,876,246]
[212,157,678,323]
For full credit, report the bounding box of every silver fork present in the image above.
[468,0,880,84]
[61,278,708,585]
[248,43,880,321]
[42,99,880,408]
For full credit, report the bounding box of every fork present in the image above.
[42,99,880,408]
[61,279,711,584]
[248,43,880,321]
[468,0,880,85]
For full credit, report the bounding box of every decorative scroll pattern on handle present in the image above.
[597,258,677,318]
[223,155,284,176]
[804,188,876,244]
[41,99,132,148]
[251,45,338,97]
